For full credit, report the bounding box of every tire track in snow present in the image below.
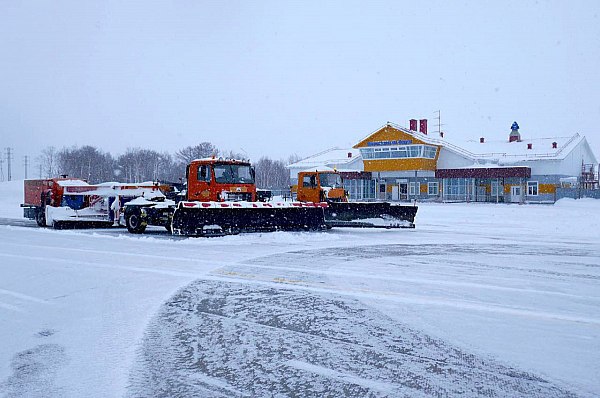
[127,280,578,397]
[210,269,600,326]
[220,262,600,301]
[2,250,598,326]
[0,289,49,304]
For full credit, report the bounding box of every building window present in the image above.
[491,180,500,196]
[443,178,470,201]
[527,181,539,196]
[428,181,439,196]
[343,179,375,201]
[359,145,437,160]
[364,180,375,199]
[409,182,420,196]
[423,146,438,159]
[408,146,422,157]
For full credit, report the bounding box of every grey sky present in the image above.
[1,0,599,179]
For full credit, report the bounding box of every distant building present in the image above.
[288,121,599,203]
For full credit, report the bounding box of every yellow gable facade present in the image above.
[353,125,441,172]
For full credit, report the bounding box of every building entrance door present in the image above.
[378,183,387,200]
[391,185,399,201]
[399,183,408,201]
[510,186,522,203]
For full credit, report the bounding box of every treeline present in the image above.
[36,142,301,190]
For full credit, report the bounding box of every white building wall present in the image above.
[436,148,474,168]
[516,139,598,177]
[510,159,562,176]
[559,139,597,176]
[288,156,364,185]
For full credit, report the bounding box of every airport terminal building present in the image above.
[288,121,599,203]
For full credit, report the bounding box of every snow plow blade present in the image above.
[324,202,417,228]
[171,202,328,236]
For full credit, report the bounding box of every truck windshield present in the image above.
[319,173,342,188]
[214,164,255,184]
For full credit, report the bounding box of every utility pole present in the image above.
[5,147,13,181]
[23,155,29,179]
[0,156,4,182]
[39,163,43,178]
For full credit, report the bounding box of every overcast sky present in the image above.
[1,0,599,179]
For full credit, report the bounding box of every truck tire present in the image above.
[35,208,46,227]
[126,208,147,234]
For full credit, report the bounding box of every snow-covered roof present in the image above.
[299,166,337,173]
[444,134,584,163]
[56,179,89,187]
[355,122,448,148]
[287,148,361,170]
[191,157,251,163]
[366,122,592,164]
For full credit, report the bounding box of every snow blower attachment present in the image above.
[296,170,417,228]
[171,201,327,236]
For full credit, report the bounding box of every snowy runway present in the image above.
[0,197,599,397]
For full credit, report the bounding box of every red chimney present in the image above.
[527,143,532,150]
[419,119,428,135]
[409,119,417,131]
[480,137,485,143]
[552,142,557,149]
[347,152,352,158]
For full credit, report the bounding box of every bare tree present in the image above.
[254,157,290,189]
[175,142,219,165]
[287,153,302,165]
[222,149,246,160]
[37,146,59,178]
[57,146,115,183]
[116,148,181,183]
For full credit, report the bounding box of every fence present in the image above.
[556,188,600,200]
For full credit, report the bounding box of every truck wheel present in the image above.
[35,209,46,227]
[126,209,147,234]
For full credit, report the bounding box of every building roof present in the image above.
[445,134,585,163]
[358,122,593,164]
[287,147,361,170]
[354,122,446,148]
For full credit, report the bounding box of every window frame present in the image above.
[527,181,539,196]
[428,181,439,196]
[409,182,420,196]
[197,165,212,182]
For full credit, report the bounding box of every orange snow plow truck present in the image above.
[123,158,328,236]
[296,169,417,228]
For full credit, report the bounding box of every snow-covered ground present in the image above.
[0,180,599,397]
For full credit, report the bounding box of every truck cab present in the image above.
[296,170,347,203]
[186,158,257,202]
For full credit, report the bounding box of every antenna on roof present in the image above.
[433,110,445,138]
